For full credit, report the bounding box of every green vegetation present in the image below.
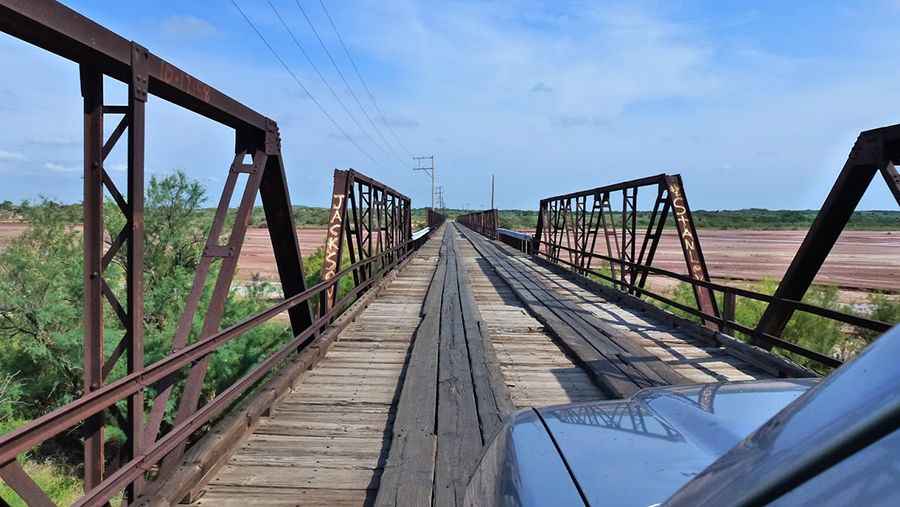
[652,280,899,372]
[0,172,294,505]
[0,458,82,507]
[4,201,896,232]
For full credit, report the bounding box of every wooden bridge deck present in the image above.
[189,223,803,507]
[193,232,443,506]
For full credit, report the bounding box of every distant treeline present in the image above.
[494,208,900,231]
[1,201,896,230]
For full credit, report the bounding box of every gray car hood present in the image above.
[537,379,816,507]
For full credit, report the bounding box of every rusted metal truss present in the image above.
[427,208,447,230]
[534,174,719,323]
[458,209,499,239]
[321,169,412,312]
[0,2,429,505]
[755,125,900,344]
[529,170,893,369]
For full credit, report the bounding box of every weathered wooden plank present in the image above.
[503,251,688,389]
[375,228,449,507]
[195,486,372,506]
[211,464,379,490]
[180,226,445,507]
[461,226,638,397]
[434,231,484,507]
[459,225,692,397]
[456,231,606,411]
[454,230,517,437]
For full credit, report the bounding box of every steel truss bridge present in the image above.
[0,2,897,506]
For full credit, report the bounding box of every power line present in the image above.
[229,0,379,165]
[317,0,415,159]
[265,0,393,168]
[293,0,407,167]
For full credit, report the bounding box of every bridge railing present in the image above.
[531,166,897,371]
[538,243,891,369]
[458,209,499,239]
[497,228,533,253]
[427,207,447,229]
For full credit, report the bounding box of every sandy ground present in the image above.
[237,228,327,280]
[518,228,900,296]
[1,223,897,298]
[0,223,28,249]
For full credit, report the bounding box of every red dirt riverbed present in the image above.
[1,224,897,294]
[518,229,900,294]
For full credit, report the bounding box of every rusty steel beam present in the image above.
[124,42,148,500]
[756,125,900,343]
[323,170,351,311]
[259,153,315,335]
[79,64,105,494]
[664,175,719,325]
[0,0,269,133]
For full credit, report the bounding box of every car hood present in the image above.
[537,379,817,507]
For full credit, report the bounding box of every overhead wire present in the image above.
[293,0,408,167]
[228,0,381,167]
[264,0,393,169]
[317,0,416,159]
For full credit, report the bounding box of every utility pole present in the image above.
[435,185,445,212]
[413,155,435,209]
[491,174,495,210]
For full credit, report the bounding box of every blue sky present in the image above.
[1,0,899,210]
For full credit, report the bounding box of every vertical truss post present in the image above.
[125,42,148,500]
[345,182,361,287]
[80,64,105,494]
[572,196,586,271]
[599,192,620,281]
[365,185,373,279]
[534,199,547,255]
[664,175,719,326]
[722,292,736,336]
[323,170,351,312]
[621,187,638,287]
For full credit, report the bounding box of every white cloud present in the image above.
[2,0,899,210]
[44,162,78,173]
[0,150,26,161]
[160,15,217,40]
